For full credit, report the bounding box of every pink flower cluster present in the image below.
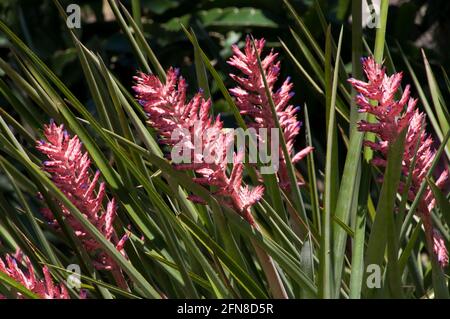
[133,68,264,226]
[349,57,449,267]
[0,252,69,299]
[228,36,313,189]
[36,122,128,275]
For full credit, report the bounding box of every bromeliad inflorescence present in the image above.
[0,251,70,299]
[36,121,128,286]
[133,68,264,226]
[228,36,313,189]
[349,57,449,267]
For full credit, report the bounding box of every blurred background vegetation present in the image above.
[0,0,449,176]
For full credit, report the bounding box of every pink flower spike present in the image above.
[36,122,128,282]
[134,69,264,226]
[0,253,70,299]
[349,56,449,268]
[228,36,312,189]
